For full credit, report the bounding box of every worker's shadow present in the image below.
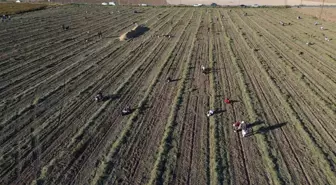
[213,109,226,115]
[103,94,120,101]
[229,100,240,105]
[202,68,212,74]
[247,120,264,129]
[255,122,287,134]
[169,78,180,82]
[138,105,153,114]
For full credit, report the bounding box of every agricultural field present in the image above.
[0,5,336,185]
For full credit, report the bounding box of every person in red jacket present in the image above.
[233,121,241,132]
[224,98,230,104]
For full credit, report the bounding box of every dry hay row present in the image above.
[232,10,336,146]
[0,5,132,41]
[99,9,196,185]
[0,31,144,168]
[245,28,336,148]
[0,7,167,113]
[237,11,336,137]
[222,10,277,185]
[253,10,336,84]
[0,37,130,144]
[0,6,152,61]
[89,8,195,185]
[229,11,314,185]
[0,35,136,149]
[170,11,210,185]
[259,9,336,54]
[0,10,92,48]
[207,10,231,185]
[240,10,336,118]
[0,7,152,83]
[227,10,334,185]
[54,9,190,185]
[7,8,181,185]
[276,9,336,40]
[215,10,247,185]
[127,10,200,185]
[0,9,87,43]
[0,6,167,124]
[246,24,336,116]
[1,39,138,184]
[0,5,173,150]
[249,9,336,85]
[0,5,99,31]
[223,9,286,185]
[230,10,330,185]
[0,6,156,62]
[268,10,336,55]
[239,21,336,146]
[213,9,251,185]
[0,8,116,54]
[51,35,173,185]
[146,10,201,185]
[0,7,167,126]
[40,7,186,185]
[223,9,277,184]
[0,6,173,183]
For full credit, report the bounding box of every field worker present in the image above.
[233,121,241,132]
[2,15,6,22]
[95,92,103,101]
[207,110,214,117]
[314,21,318,25]
[201,65,206,73]
[224,98,231,104]
[122,106,131,115]
[241,121,248,137]
[320,26,324,30]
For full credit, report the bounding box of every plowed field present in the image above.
[0,5,335,185]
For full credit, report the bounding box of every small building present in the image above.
[193,4,203,7]
[108,2,116,5]
[16,0,21,3]
[140,4,148,6]
[102,2,108,5]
